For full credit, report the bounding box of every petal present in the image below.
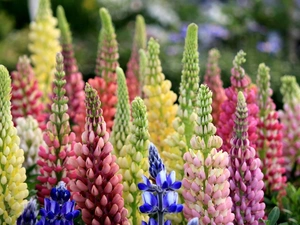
[176,204,183,213]
[138,183,149,191]
[156,170,167,187]
[187,218,199,225]
[168,171,176,185]
[149,218,158,225]
[171,181,182,190]
[164,220,171,225]
[139,204,153,213]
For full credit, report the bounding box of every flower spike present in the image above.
[229,91,265,223]
[28,0,61,102]
[278,75,300,178]
[126,15,147,101]
[0,65,29,224]
[17,198,38,225]
[183,84,234,224]
[118,97,150,224]
[57,5,86,140]
[110,67,130,157]
[217,50,258,153]
[143,38,178,155]
[11,55,46,129]
[256,63,286,195]
[203,48,226,124]
[89,8,119,132]
[36,53,76,205]
[69,83,129,225]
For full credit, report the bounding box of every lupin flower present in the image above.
[37,181,79,225]
[118,97,150,224]
[182,84,234,224]
[278,76,300,178]
[143,38,178,153]
[17,198,38,225]
[11,55,46,129]
[57,5,86,139]
[89,8,118,132]
[126,15,147,102]
[110,67,130,157]
[36,53,76,205]
[203,48,226,124]
[28,0,61,102]
[164,23,200,182]
[139,143,183,225]
[16,116,45,173]
[0,65,29,224]
[217,50,259,153]
[255,64,286,194]
[229,92,265,224]
[68,83,128,225]
[139,49,148,92]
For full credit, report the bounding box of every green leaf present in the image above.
[268,206,280,225]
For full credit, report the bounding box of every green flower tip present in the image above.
[57,5,72,45]
[148,37,160,54]
[280,75,300,100]
[132,97,147,119]
[18,55,31,65]
[36,0,52,19]
[85,82,102,117]
[237,91,246,105]
[0,65,11,98]
[116,67,126,84]
[233,50,246,69]
[258,63,270,77]
[139,49,147,83]
[55,52,64,73]
[186,23,198,41]
[135,15,147,50]
[99,7,114,34]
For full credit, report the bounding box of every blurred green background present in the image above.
[0,0,300,108]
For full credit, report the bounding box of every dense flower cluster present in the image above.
[217,50,259,153]
[57,5,86,139]
[11,56,46,129]
[183,84,234,224]
[229,92,265,224]
[36,53,75,204]
[255,63,286,194]
[110,68,131,157]
[143,38,177,154]
[204,48,226,125]
[0,65,29,224]
[89,8,118,132]
[28,0,61,101]
[126,15,147,102]
[69,83,128,224]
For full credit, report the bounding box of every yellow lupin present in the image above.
[28,0,61,102]
[0,65,29,224]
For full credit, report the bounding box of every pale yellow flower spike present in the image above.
[28,0,61,102]
[143,38,178,155]
[0,65,29,224]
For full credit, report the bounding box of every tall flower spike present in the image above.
[126,15,147,102]
[110,67,130,157]
[204,48,226,124]
[217,50,258,153]
[278,76,300,178]
[57,5,86,137]
[143,38,178,155]
[11,55,46,129]
[164,23,199,181]
[89,8,118,132]
[118,97,150,225]
[36,53,76,205]
[28,0,61,102]
[256,64,286,195]
[69,83,129,225]
[229,92,265,224]
[139,144,183,225]
[16,116,45,173]
[0,65,29,224]
[182,84,234,224]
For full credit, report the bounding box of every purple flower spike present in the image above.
[229,92,265,224]
[149,143,165,179]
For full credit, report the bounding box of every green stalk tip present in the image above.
[57,5,72,45]
[99,7,114,34]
